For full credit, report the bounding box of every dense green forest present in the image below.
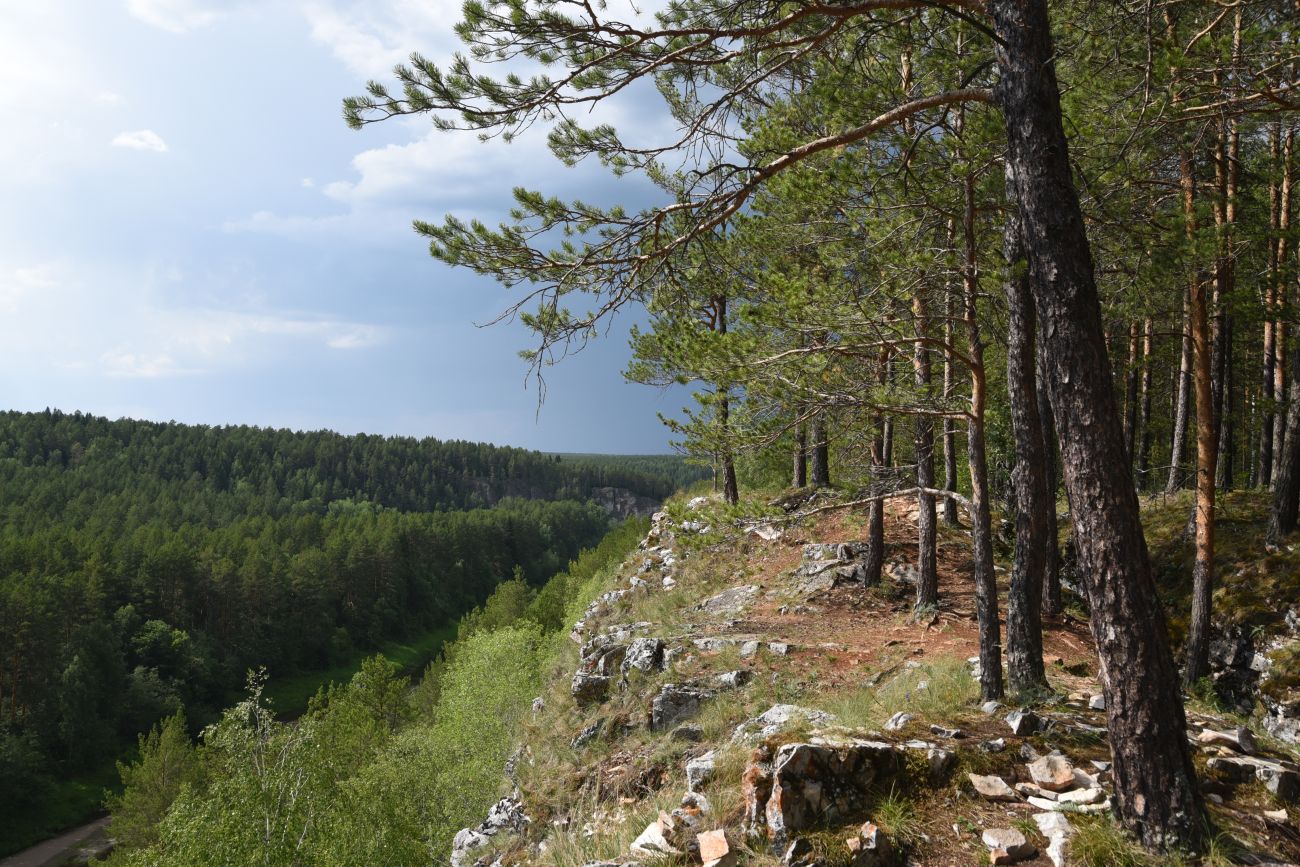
[0,409,698,855]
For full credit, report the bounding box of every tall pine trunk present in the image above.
[864,347,890,586]
[1183,150,1217,688]
[962,169,1003,702]
[1124,321,1140,463]
[1272,128,1295,485]
[991,0,1205,849]
[1037,339,1062,617]
[913,289,938,610]
[792,420,807,488]
[1003,163,1048,695]
[810,413,830,487]
[1138,317,1155,489]
[943,251,961,526]
[1167,285,1193,493]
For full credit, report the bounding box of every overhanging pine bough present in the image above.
[345,0,1205,849]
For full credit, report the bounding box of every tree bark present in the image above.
[913,289,938,611]
[1272,127,1295,485]
[1269,354,1300,546]
[1037,337,1062,617]
[864,347,890,586]
[961,169,1003,703]
[991,0,1205,849]
[943,243,961,526]
[792,420,807,488]
[1167,285,1193,493]
[1138,317,1155,490]
[1003,163,1048,695]
[810,413,830,487]
[1183,149,1217,689]
[1124,321,1140,463]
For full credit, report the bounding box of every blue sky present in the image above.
[0,0,685,453]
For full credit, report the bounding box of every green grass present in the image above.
[824,657,979,730]
[261,623,457,718]
[0,758,120,858]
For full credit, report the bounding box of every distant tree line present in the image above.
[0,410,693,852]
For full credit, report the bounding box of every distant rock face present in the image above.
[450,797,529,867]
[590,486,662,519]
[652,684,715,731]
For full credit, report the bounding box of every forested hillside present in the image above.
[0,409,699,856]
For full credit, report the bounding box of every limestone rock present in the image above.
[969,773,1018,802]
[749,739,903,851]
[1028,755,1076,792]
[622,638,666,675]
[687,750,717,792]
[883,711,913,731]
[571,719,604,749]
[846,822,898,866]
[732,704,836,743]
[1006,709,1042,736]
[715,669,754,690]
[781,838,816,867]
[697,585,759,616]
[571,671,612,704]
[929,724,964,739]
[1088,693,1106,710]
[671,723,705,743]
[450,798,529,867]
[982,828,1036,863]
[629,815,682,858]
[1197,726,1258,755]
[1056,787,1104,805]
[740,640,762,659]
[698,829,734,867]
[651,684,715,731]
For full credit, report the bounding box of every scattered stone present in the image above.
[715,669,754,690]
[698,829,735,867]
[979,738,1007,753]
[451,798,530,867]
[732,705,836,743]
[781,838,816,867]
[1088,694,1106,711]
[663,576,677,589]
[747,739,903,850]
[693,637,735,653]
[929,724,964,739]
[982,701,1004,716]
[672,723,705,743]
[629,815,683,858]
[1197,726,1258,755]
[1016,783,1056,801]
[846,822,897,866]
[571,719,604,749]
[1026,796,1060,811]
[768,641,792,655]
[1057,787,1105,805]
[1262,767,1300,800]
[698,585,760,616]
[1264,808,1289,823]
[884,711,914,731]
[1028,755,1076,792]
[969,773,1019,802]
[1034,812,1073,867]
[687,750,717,792]
[1090,760,1111,772]
[571,671,613,704]
[740,640,762,659]
[1018,743,1040,762]
[652,684,715,731]
[982,828,1036,863]
[622,638,666,675]
[1006,709,1042,736]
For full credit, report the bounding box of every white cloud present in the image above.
[112,129,169,152]
[301,177,315,188]
[97,91,124,105]
[125,0,219,34]
[300,0,456,79]
[0,255,389,380]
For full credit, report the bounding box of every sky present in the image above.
[0,0,685,453]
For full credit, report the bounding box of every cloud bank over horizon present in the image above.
[0,0,683,453]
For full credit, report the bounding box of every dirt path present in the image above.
[0,818,111,867]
